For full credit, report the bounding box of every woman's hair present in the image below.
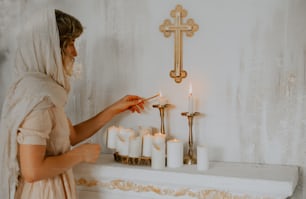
[55,9,83,50]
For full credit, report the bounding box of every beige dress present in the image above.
[14,98,77,199]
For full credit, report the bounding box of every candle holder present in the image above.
[181,112,200,165]
[153,104,169,135]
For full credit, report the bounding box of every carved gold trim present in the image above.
[76,178,276,199]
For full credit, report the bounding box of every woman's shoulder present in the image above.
[32,97,55,111]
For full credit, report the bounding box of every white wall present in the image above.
[0,0,305,198]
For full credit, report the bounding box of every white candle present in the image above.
[188,83,193,113]
[115,127,123,153]
[116,134,128,155]
[151,142,166,169]
[167,139,183,168]
[159,92,168,106]
[117,127,135,156]
[107,126,119,149]
[142,134,153,157]
[129,136,142,157]
[153,133,166,143]
[197,145,209,171]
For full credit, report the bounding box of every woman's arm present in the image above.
[19,143,100,183]
[69,95,144,146]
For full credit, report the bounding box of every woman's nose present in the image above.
[72,47,78,57]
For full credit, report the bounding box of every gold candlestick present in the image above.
[181,112,200,165]
[153,104,169,135]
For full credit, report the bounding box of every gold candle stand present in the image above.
[181,112,200,165]
[153,104,169,135]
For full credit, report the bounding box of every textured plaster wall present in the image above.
[0,0,305,198]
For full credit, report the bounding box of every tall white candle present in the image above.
[197,145,209,171]
[188,83,193,113]
[107,126,119,149]
[167,139,183,168]
[129,136,142,157]
[142,134,153,157]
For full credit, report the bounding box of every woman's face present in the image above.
[62,39,77,76]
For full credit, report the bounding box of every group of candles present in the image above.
[107,125,209,170]
[107,126,185,169]
[106,83,210,170]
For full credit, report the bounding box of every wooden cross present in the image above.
[160,5,199,83]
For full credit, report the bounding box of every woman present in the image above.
[0,9,144,199]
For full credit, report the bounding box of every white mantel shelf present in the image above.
[73,154,299,199]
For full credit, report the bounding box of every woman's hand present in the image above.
[109,95,145,114]
[70,95,145,147]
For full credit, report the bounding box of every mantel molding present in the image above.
[74,154,299,199]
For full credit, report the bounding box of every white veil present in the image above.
[0,8,69,199]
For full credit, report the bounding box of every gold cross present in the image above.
[160,5,199,83]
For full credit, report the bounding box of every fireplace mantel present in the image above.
[74,154,299,199]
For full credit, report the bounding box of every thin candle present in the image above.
[188,83,193,113]
[158,91,168,106]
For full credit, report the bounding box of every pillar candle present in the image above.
[151,142,165,169]
[153,133,166,145]
[197,145,209,171]
[117,127,135,156]
[115,127,123,153]
[107,126,119,149]
[129,136,141,158]
[167,139,183,168]
[142,134,153,157]
[151,133,166,169]
[116,134,128,155]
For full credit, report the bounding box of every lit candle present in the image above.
[159,91,168,106]
[107,125,119,149]
[167,139,183,168]
[188,83,193,113]
[197,145,209,171]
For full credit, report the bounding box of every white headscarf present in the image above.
[0,8,70,199]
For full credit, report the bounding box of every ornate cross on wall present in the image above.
[160,5,199,83]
